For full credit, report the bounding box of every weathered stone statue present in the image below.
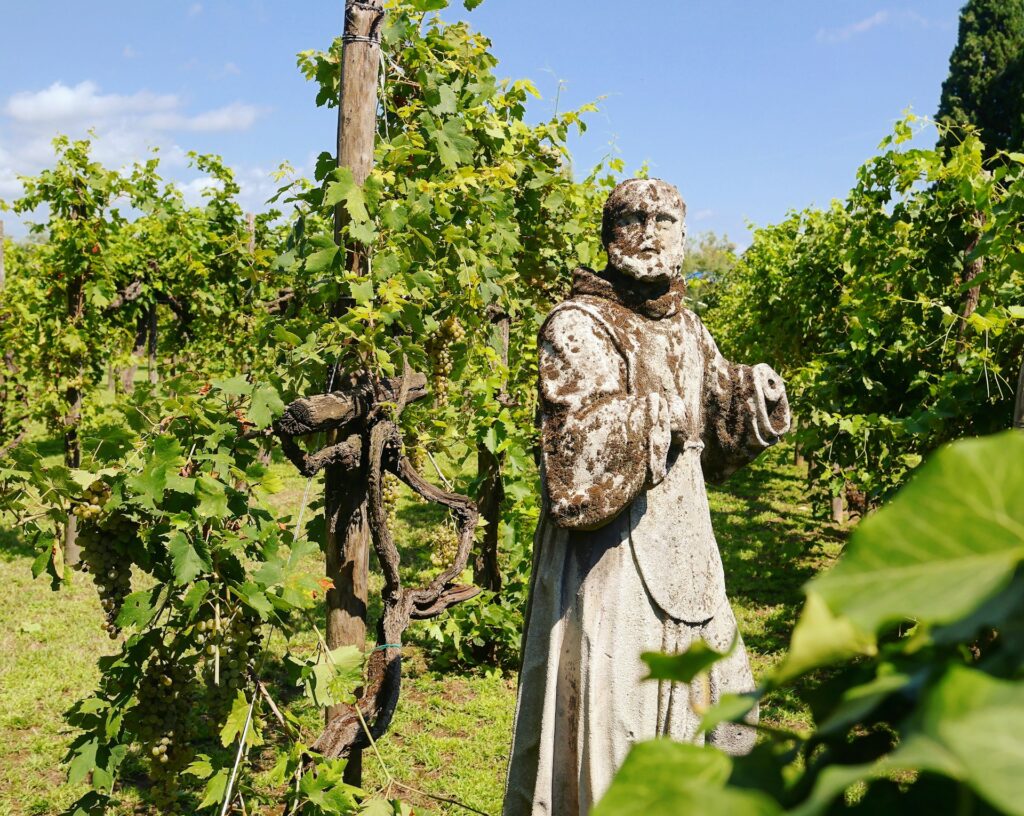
[503,179,791,816]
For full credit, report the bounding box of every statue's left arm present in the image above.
[695,316,791,483]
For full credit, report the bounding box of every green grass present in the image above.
[0,443,844,815]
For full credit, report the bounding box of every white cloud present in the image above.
[123,45,138,59]
[3,81,263,134]
[223,62,241,76]
[188,3,203,17]
[816,9,936,44]
[0,81,269,227]
[143,102,264,132]
[816,11,890,44]
[6,81,178,124]
[176,175,222,205]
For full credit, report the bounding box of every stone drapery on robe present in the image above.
[503,268,791,816]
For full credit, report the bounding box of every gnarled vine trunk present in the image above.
[274,371,480,761]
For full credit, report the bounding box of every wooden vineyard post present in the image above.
[830,465,846,525]
[474,307,509,594]
[147,304,158,384]
[0,219,5,291]
[323,0,385,785]
[64,205,85,566]
[1014,357,1024,430]
[246,212,255,255]
[956,211,985,355]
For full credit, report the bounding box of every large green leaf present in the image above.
[884,665,1024,816]
[198,768,229,809]
[168,531,211,584]
[809,432,1024,635]
[67,736,98,785]
[772,592,876,683]
[642,637,731,683]
[592,741,782,816]
[220,691,253,747]
[792,665,1024,816]
[249,383,285,428]
[126,435,183,509]
[115,586,166,629]
[195,475,228,519]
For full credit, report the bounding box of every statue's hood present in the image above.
[570,266,686,320]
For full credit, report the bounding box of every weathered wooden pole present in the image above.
[64,205,85,566]
[147,304,158,383]
[475,307,509,594]
[246,212,255,255]
[956,214,985,355]
[1014,357,1024,430]
[324,0,385,785]
[0,219,6,291]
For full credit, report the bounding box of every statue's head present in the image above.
[602,178,687,283]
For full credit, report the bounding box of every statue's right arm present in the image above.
[539,307,670,531]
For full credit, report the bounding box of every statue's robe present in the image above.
[503,268,791,816]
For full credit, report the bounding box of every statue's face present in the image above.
[605,181,686,283]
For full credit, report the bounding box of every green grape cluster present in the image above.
[427,524,459,569]
[428,316,466,406]
[72,478,109,521]
[133,653,195,813]
[195,603,262,712]
[382,471,400,529]
[407,443,426,474]
[76,485,137,637]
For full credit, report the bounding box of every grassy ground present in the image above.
[0,443,845,816]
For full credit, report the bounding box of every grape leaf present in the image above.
[642,637,732,683]
[195,475,228,519]
[198,768,230,809]
[220,692,252,747]
[67,737,98,786]
[168,531,211,584]
[810,432,1024,635]
[116,586,165,629]
[249,384,284,428]
[593,740,781,816]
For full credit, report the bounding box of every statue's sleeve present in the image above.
[539,307,670,531]
[696,316,791,483]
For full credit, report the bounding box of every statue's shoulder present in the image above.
[677,305,703,330]
[539,269,624,347]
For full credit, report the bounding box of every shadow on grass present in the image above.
[710,449,849,659]
[0,525,40,563]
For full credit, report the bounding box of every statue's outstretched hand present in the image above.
[752,364,791,440]
[754,364,785,406]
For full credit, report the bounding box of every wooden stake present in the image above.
[0,219,6,291]
[475,308,509,594]
[1014,356,1024,430]
[323,0,385,785]
[246,212,255,255]
[64,204,85,566]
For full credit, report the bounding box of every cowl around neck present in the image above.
[570,266,687,320]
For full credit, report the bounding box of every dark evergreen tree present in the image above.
[937,0,1024,158]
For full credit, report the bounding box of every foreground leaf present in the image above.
[810,432,1024,634]
[592,740,781,816]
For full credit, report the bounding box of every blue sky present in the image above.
[0,1,964,244]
